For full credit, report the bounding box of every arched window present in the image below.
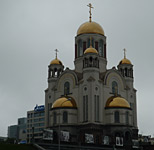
[89,57,93,67]
[126,112,129,124]
[64,82,70,95]
[114,111,120,123]
[99,40,103,57]
[125,68,128,76]
[78,40,82,57]
[112,81,118,94]
[63,111,68,123]
[53,112,57,124]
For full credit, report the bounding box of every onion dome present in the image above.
[106,96,130,109]
[119,58,131,65]
[50,49,63,65]
[84,45,98,54]
[119,48,132,65]
[77,21,105,36]
[50,58,63,65]
[52,96,77,109]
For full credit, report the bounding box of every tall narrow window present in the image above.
[64,82,70,95]
[53,112,57,124]
[95,95,99,122]
[83,95,88,122]
[75,44,77,58]
[112,81,118,95]
[86,95,88,121]
[95,41,98,50]
[125,68,128,77]
[126,112,129,124]
[78,40,82,57]
[99,40,104,57]
[63,111,68,123]
[83,96,85,121]
[114,111,120,123]
[83,42,86,53]
[104,44,106,58]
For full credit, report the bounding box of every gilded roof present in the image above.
[77,21,105,36]
[119,58,132,65]
[106,96,130,108]
[52,96,77,108]
[50,58,63,65]
[84,45,98,54]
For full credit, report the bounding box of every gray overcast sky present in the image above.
[0,0,154,137]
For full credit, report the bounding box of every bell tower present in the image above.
[74,3,107,73]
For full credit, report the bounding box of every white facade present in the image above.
[44,15,138,146]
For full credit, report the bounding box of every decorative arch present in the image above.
[56,71,78,91]
[104,70,126,91]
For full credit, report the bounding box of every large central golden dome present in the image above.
[77,21,105,36]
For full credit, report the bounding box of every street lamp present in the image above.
[58,97,72,150]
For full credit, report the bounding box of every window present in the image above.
[53,112,57,124]
[95,95,99,122]
[99,40,103,56]
[63,111,68,123]
[114,111,120,123]
[125,68,128,76]
[126,112,129,124]
[83,95,88,122]
[39,118,45,121]
[95,41,98,50]
[83,42,86,52]
[112,81,118,94]
[64,82,70,95]
[34,118,39,122]
[78,40,82,56]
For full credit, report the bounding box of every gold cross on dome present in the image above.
[123,48,126,58]
[87,3,94,22]
[55,49,59,59]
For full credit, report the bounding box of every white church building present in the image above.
[44,4,138,147]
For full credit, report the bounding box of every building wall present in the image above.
[27,106,45,143]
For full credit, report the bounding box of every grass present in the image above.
[0,144,37,150]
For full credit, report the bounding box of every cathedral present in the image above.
[44,4,138,147]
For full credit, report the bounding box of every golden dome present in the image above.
[50,58,63,65]
[52,96,77,109]
[119,58,132,65]
[84,45,98,54]
[77,21,105,36]
[106,96,130,108]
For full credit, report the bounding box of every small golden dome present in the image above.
[50,58,63,65]
[106,96,130,108]
[84,45,98,54]
[77,21,105,36]
[119,58,132,65]
[52,96,77,109]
